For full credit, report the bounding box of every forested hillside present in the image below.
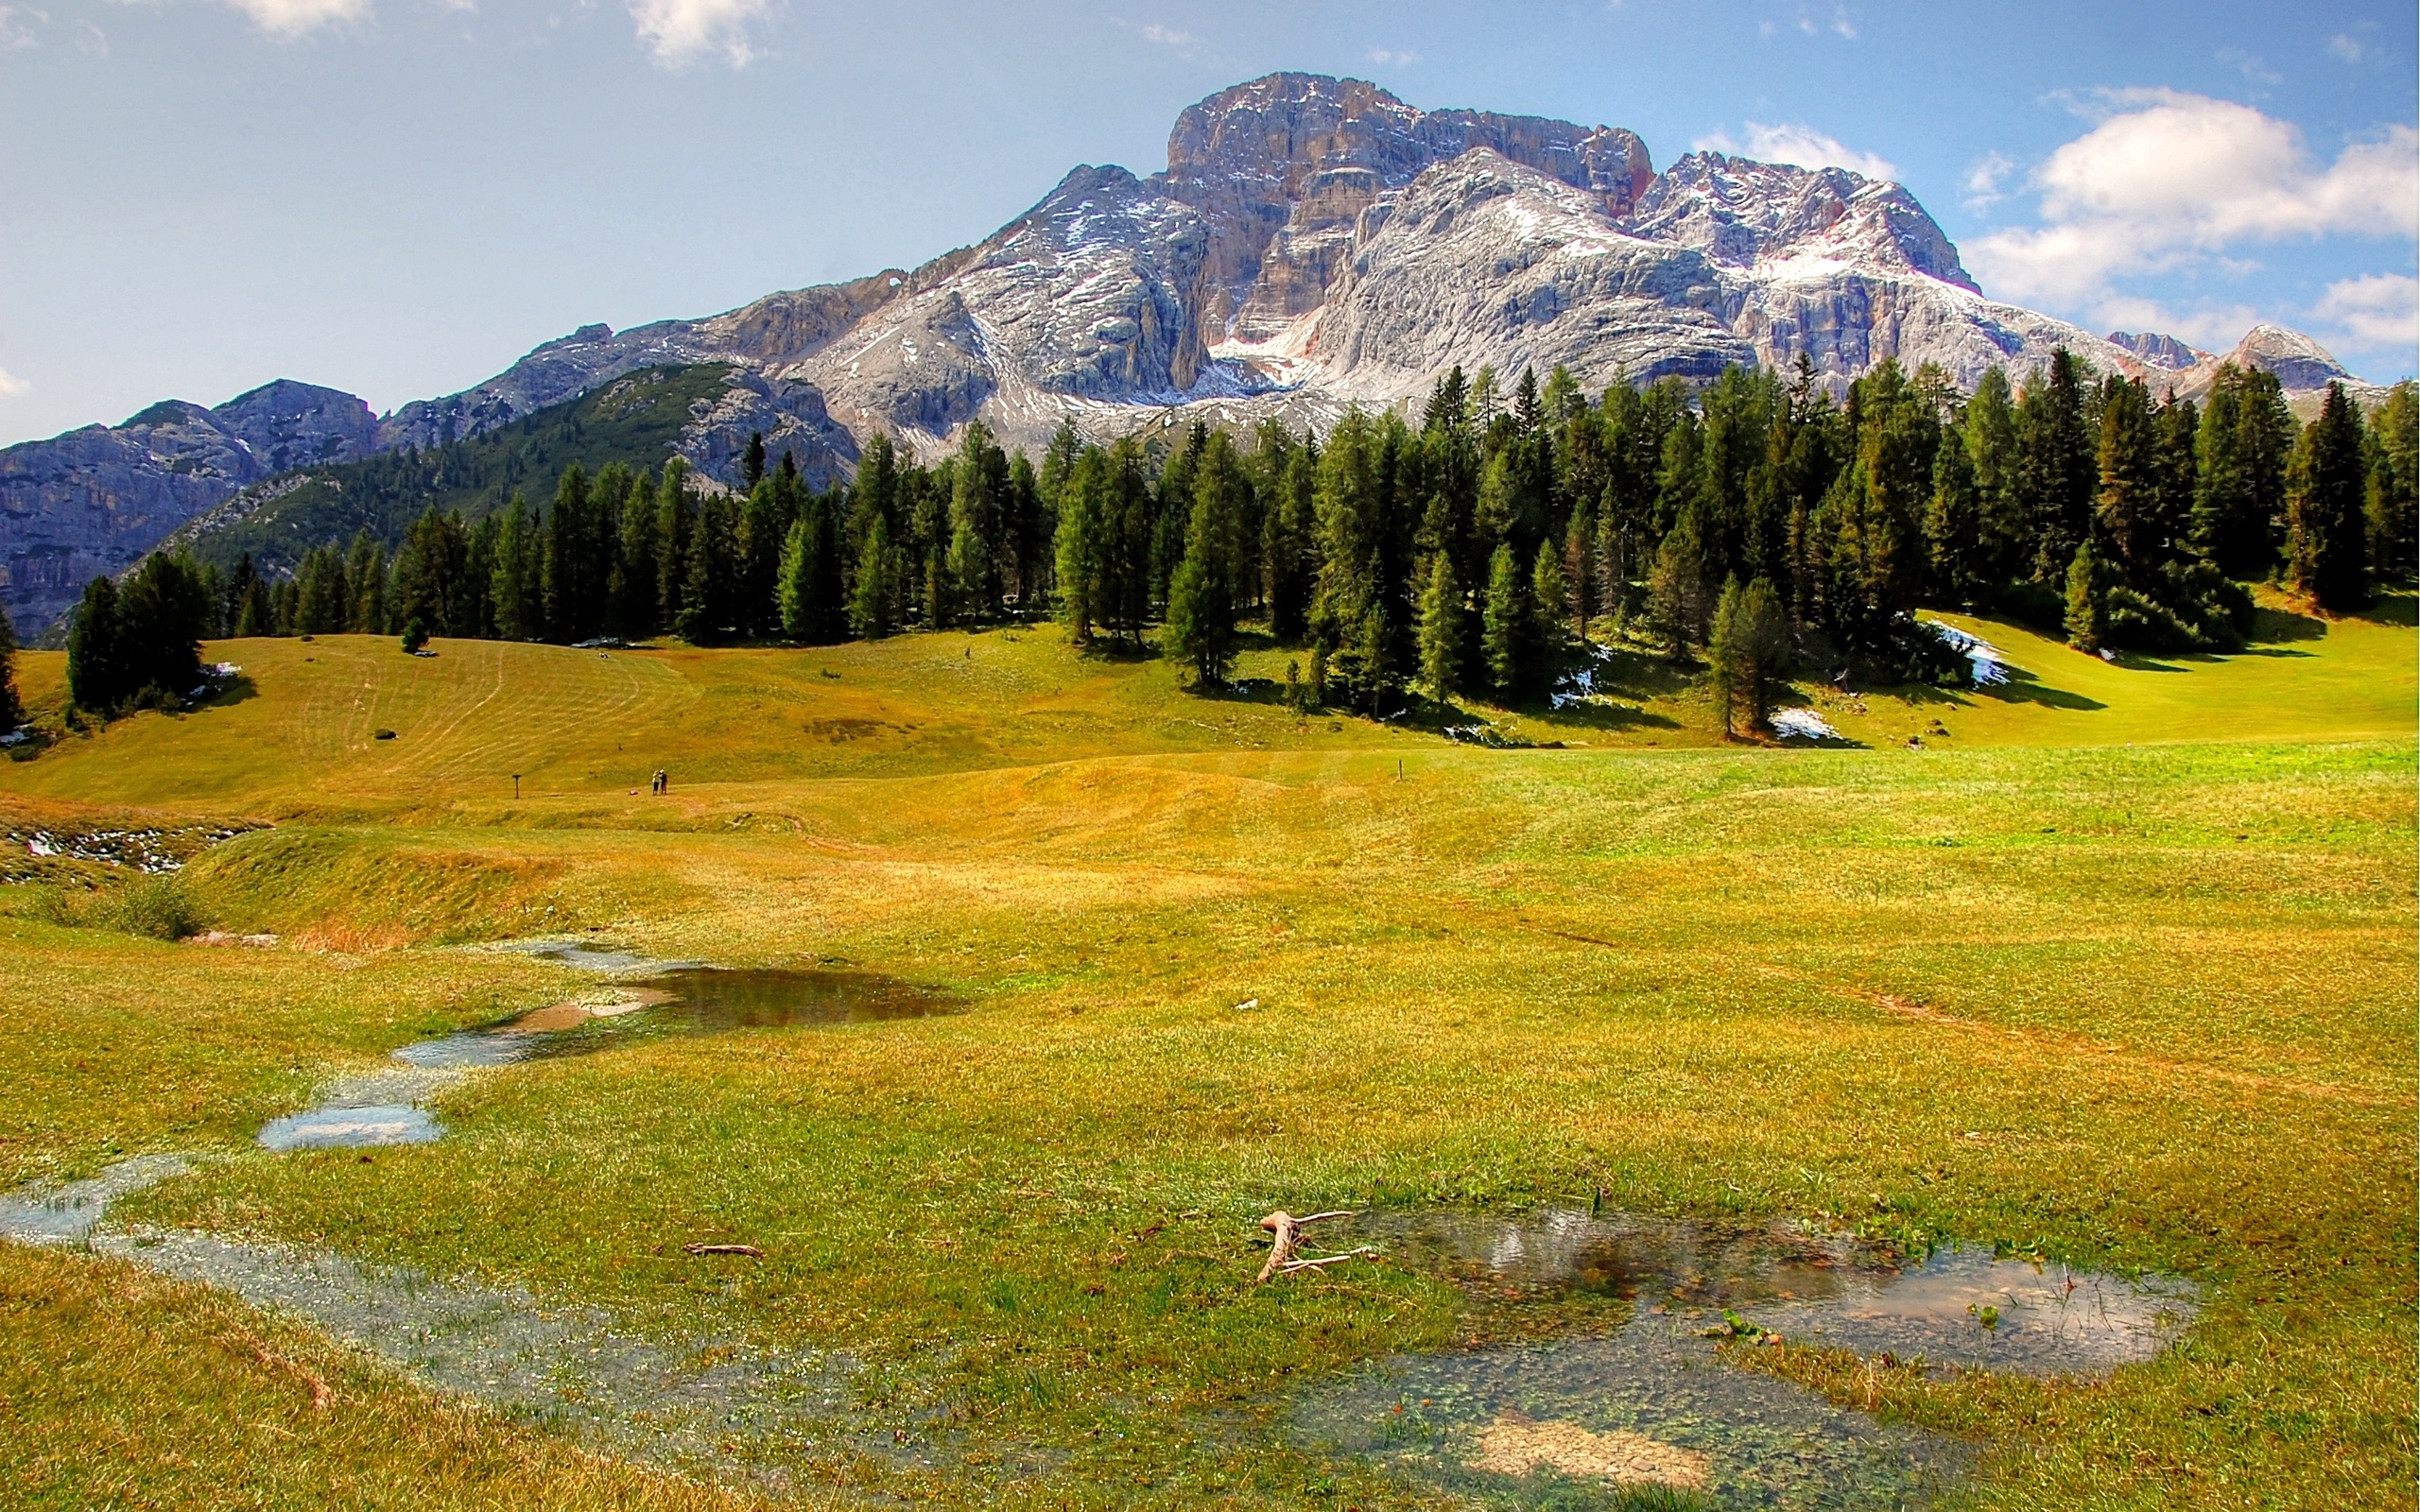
[171,366,740,578]
[41,354,2420,730]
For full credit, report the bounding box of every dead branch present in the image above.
[1255,1210,1357,1283]
[683,1243,766,1257]
[1279,1246,1379,1274]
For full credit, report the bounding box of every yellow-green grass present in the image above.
[0,609,2412,1510]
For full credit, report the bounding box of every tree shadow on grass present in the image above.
[1972,662,2108,711]
[2349,593,2417,628]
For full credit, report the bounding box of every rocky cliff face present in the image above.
[0,381,377,637]
[4,71,2387,635]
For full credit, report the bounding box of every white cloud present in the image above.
[1962,150,2015,212]
[1367,47,1417,67]
[220,0,368,38]
[2216,47,2281,86]
[0,3,44,46]
[630,0,767,67]
[1967,91,2419,309]
[0,367,30,400]
[1694,121,1898,181]
[2326,33,2364,64]
[1138,23,1194,47]
[2312,272,2418,352]
[1830,7,1855,40]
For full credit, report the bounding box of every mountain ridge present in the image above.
[0,71,2388,636]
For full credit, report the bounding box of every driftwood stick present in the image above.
[683,1243,766,1257]
[1256,1210,1360,1283]
[1279,1246,1379,1274]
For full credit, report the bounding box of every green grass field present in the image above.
[1,602,2411,1510]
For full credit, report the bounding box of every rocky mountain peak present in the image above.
[2107,330,2210,370]
[1626,152,1974,290]
[1152,72,1653,344]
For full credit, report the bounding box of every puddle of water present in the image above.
[262,965,951,1150]
[0,1154,196,1244]
[91,1226,862,1475]
[257,1105,443,1151]
[1293,1209,2200,1510]
[493,939,683,972]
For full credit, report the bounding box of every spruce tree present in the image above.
[491,492,541,641]
[742,431,767,489]
[1164,433,1247,687]
[1481,541,1528,696]
[67,576,125,713]
[849,512,896,639]
[614,472,662,636]
[739,479,785,638]
[2093,377,2158,578]
[1530,538,1568,662]
[1263,443,1318,643]
[2286,383,2371,610]
[1926,428,1982,608]
[0,601,18,732]
[656,459,694,632]
[1053,447,1105,643]
[1646,522,1708,661]
[2016,349,2095,584]
[2065,539,2107,652]
[1706,576,1748,735]
[1415,553,1463,704]
[345,532,388,633]
[544,463,590,642]
[2366,381,2417,581]
[947,422,1008,623]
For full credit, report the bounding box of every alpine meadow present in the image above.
[1,55,2414,1512]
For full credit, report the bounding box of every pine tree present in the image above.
[1962,367,2023,587]
[2017,350,2095,584]
[947,421,1008,623]
[1480,541,1528,696]
[0,601,19,732]
[2093,377,2159,578]
[2366,380,2417,581]
[614,472,662,636]
[656,458,694,632]
[2286,383,2371,610]
[1053,446,1105,644]
[1706,576,1748,736]
[67,576,126,713]
[1263,441,1318,642]
[491,492,542,641]
[742,431,767,490]
[849,511,897,639]
[779,488,844,644]
[2065,539,2107,653]
[345,532,388,633]
[1415,553,1463,704]
[738,478,786,638]
[2194,365,2294,578]
[678,495,736,643]
[543,463,590,642]
[1530,538,1568,663]
[1926,428,1982,608]
[1164,433,1247,687]
[115,552,212,701]
[1646,522,1708,661]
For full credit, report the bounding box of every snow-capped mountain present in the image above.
[0,72,2385,635]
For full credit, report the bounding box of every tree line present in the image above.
[60,356,2419,731]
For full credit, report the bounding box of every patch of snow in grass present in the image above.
[1928,622,2010,686]
[1770,707,1841,742]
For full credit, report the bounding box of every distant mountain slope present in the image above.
[162,366,852,576]
[3,71,2391,634]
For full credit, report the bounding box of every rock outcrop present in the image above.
[0,381,377,637]
[4,71,2390,635]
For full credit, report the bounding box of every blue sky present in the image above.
[1,0,2411,444]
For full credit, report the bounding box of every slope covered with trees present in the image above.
[60,354,2419,730]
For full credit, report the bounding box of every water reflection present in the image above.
[1295,1208,2200,1510]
